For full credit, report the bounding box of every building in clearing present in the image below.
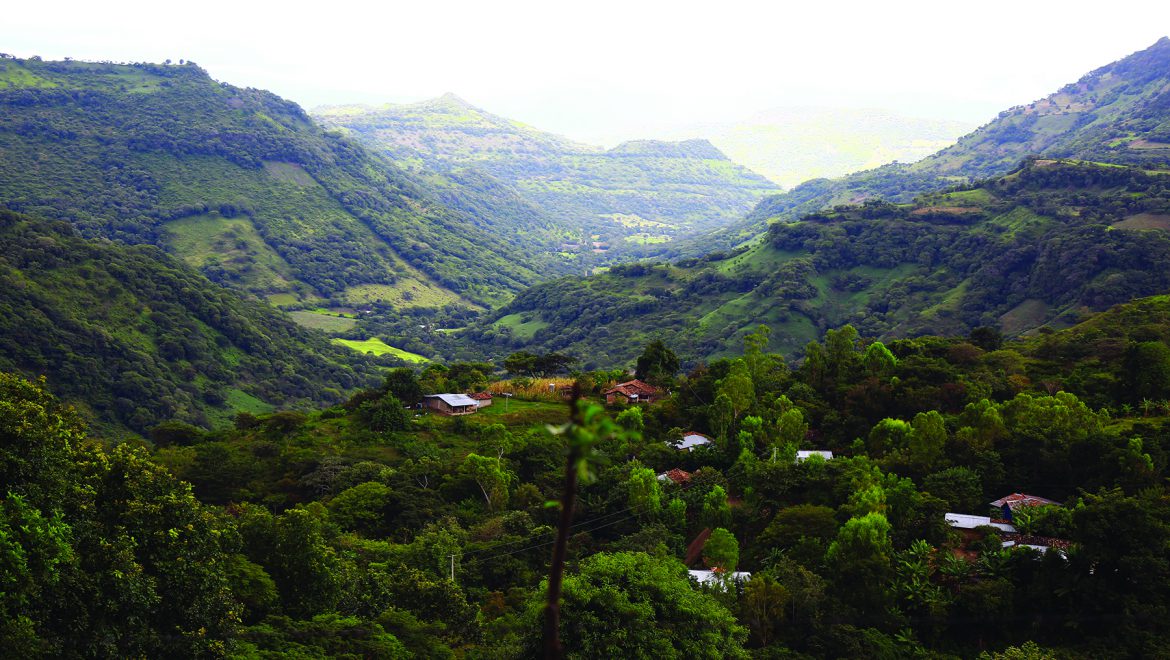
[989,493,1061,521]
[603,379,662,405]
[673,432,713,452]
[795,450,834,462]
[469,392,493,408]
[424,393,479,416]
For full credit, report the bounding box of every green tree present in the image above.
[825,512,894,615]
[702,486,732,529]
[716,359,755,419]
[740,574,789,647]
[863,341,898,376]
[460,453,513,511]
[703,528,740,571]
[627,466,662,519]
[524,552,748,658]
[635,340,680,386]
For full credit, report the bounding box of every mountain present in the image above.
[0,57,568,310]
[0,208,383,433]
[312,95,779,252]
[664,107,975,189]
[701,37,1170,251]
[463,159,1170,368]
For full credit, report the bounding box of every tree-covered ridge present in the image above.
[696,37,1170,253]
[0,208,383,433]
[313,95,778,254]
[9,298,1170,656]
[460,159,1170,368]
[0,57,563,308]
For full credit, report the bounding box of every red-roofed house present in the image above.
[656,468,693,485]
[469,392,493,408]
[603,379,662,405]
[990,493,1061,521]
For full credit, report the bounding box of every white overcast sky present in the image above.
[4,1,1169,145]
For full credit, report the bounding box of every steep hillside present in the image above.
[463,160,1170,367]
[0,57,562,309]
[313,95,778,252]
[668,107,974,189]
[702,37,1170,251]
[0,208,382,432]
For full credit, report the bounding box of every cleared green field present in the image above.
[164,213,303,296]
[333,337,429,363]
[492,313,550,341]
[344,281,472,309]
[288,311,358,333]
[624,233,671,244]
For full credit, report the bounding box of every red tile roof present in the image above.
[990,493,1061,509]
[662,468,692,484]
[469,392,493,400]
[603,379,660,398]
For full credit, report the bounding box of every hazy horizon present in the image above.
[5,1,1169,146]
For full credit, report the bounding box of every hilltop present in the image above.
[313,95,778,253]
[0,57,568,310]
[463,159,1170,367]
[700,37,1170,251]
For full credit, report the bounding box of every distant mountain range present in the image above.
[313,95,779,253]
[695,37,1170,252]
[662,107,975,189]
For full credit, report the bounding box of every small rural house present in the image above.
[469,392,493,408]
[603,379,661,405]
[990,493,1060,521]
[795,450,834,462]
[673,432,713,452]
[656,468,693,485]
[424,393,479,416]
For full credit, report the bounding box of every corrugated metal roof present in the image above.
[795,450,834,461]
[426,393,478,407]
[946,513,1017,533]
[677,433,712,450]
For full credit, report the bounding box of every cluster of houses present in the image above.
[946,492,1071,556]
[420,379,665,417]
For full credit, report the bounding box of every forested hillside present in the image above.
[696,37,1170,252]
[461,160,1170,367]
[0,57,565,308]
[8,295,1170,657]
[314,95,778,253]
[0,209,382,433]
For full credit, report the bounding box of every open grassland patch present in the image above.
[492,313,550,341]
[163,213,303,294]
[287,311,358,333]
[333,337,429,363]
[1000,298,1050,335]
[1112,213,1170,232]
[262,161,316,186]
[343,279,471,309]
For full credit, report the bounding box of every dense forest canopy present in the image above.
[6,300,1170,656]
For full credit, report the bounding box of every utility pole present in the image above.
[543,384,582,660]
